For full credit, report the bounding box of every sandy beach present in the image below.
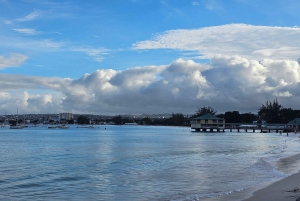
[243,171,300,201]
[205,171,300,201]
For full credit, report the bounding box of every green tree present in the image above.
[193,106,217,117]
[142,117,152,125]
[169,113,186,126]
[224,111,240,123]
[9,120,17,125]
[258,98,282,123]
[280,108,297,123]
[68,119,75,124]
[77,115,90,124]
[240,113,257,123]
[112,115,123,125]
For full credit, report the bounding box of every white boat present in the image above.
[10,125,24,129]
[77,125,96,129]
[0,124,10,128]
[87,125,96,129]
[58,124,70,129]
[48,125,57,129]
[125,123,138,125]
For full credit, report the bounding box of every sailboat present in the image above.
[10,109,24,129]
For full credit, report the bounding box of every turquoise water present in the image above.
[0,125,299,201]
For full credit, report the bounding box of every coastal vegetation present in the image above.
[193,106,217,117]
[77,115,91,124]
[1,98,298,127]
[73,99,298,126]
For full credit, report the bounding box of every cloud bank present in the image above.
[133,24,300,61]
[1,55,300,115]
[1,24,300,115]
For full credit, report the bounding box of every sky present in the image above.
[1,0,300,115]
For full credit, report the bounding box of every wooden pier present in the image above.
[190,114,299,133]
[192,123,295,133]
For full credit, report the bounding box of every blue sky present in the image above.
[1,0,300,115]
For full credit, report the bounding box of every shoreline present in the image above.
[203,136,300,201]
[242,171,300,201]
[204,172,300,201]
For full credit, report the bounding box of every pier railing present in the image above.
[192,123,297,133]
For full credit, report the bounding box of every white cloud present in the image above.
[0,53,28,69]
[191,1,200,6]
[0,35,65,52]
[13,28,40,35]
[0,92,11,100]
[273,91,293,97]
[4,20,12,24]
[261,59,300,84]
[38,39,65,49]
[133,24,300,61]
[71,47,110,62]
[0,56,300,115]
[0,36,105,61]
[17,10,42,22]
[204,0,222,10]
[3,10,43,25]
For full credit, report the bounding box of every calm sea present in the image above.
[0,125,299,201]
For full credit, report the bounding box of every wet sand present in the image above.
[243,171,300,201]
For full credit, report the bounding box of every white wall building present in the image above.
[59,113,74,121]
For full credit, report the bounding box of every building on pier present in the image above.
[190,113,225,132]
[287,118,300,131]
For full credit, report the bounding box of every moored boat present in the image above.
[77,125,96,129]
[10,125,24,129]
[48,125,57,129]
[58,124,70,129]
[10,109,23,129]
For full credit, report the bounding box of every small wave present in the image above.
[53,176,86,182]
[170,191,229,201]
[243,157,287,191]
[14,182,44,189]
[276,153,300,174]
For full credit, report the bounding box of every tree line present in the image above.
[76,113,190,126]
[202,98,300,124]
[74,98,300,126]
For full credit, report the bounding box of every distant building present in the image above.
[287,118,300,131]
[59,113,74,121]
[190,113,225,132]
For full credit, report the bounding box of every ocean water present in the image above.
[0,125,299,201]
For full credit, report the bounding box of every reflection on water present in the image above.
[0,125,299,201]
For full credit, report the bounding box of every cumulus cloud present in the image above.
[0,56,300,115]
[0,53,28,69]
[133,24,300,61]
[0,91,63,114]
